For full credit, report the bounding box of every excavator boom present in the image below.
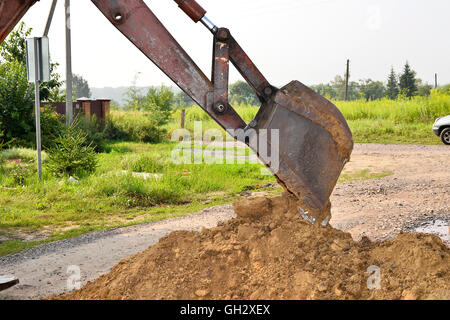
[0,0,37,44]
[0,0,353,225]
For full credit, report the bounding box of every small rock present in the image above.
[334,287,343,297]
[195,289,210,297]
[317,283,328,292]
[68,176,79,183]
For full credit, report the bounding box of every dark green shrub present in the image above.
[102,118,128,141]
[46,120,98,177]
[9,164,35,185]
[0,132,7,151]
[76,115,108,152]
[40,105,66,149]
[107,111,168,143]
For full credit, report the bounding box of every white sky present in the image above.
[19,0,450,88]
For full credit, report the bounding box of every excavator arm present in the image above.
[0,0,37,44]
[0,0,353,225]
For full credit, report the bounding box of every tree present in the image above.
[0,22,31,65]
[144,85,174,127]
[330,75,359,101]
[229,81,259,106]
[310,83,337,99]
[386,67,399,100]
[417,83,432,97]
[414,79,432,97]
[399,62,418,98]
[0,22,62,101]
[174,91,195,109]
[124,73,146,111]
[0,60,34,142]
[358,79,385,101]
[72,74,91,99]
[46,120,98,177]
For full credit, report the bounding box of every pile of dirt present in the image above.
[61,196,450,300]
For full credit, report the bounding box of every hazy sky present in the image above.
[19,0,450,88]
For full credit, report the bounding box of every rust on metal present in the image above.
[229,36,273,102]
[212,28,230,114]
[173,0,206,22]
[0,0,37,44]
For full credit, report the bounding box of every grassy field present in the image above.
[0,91,448,256]
[161,90,450,145]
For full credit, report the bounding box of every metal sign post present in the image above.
[26,37,50,180]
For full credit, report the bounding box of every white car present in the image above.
[433,116,450,145]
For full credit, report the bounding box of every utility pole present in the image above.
[435,73,438,89]
[65,0,73,126]
[344,59,350,101]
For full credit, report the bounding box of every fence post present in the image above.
[344,59,350,101]
[181,109,186,129]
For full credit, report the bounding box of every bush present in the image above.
[9,164,35,185]
[46,121,98,177]
[0,60,34,143]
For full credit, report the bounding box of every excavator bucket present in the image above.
[248,81,354,226]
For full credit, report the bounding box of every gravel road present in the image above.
[0,143,449,299]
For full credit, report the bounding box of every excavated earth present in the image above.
[61,196,450,300]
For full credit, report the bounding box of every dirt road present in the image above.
[1,144,449,299]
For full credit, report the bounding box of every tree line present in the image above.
[165,61,440,108]
[311,62,436,102]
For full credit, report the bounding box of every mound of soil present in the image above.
[61,196,450,300]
